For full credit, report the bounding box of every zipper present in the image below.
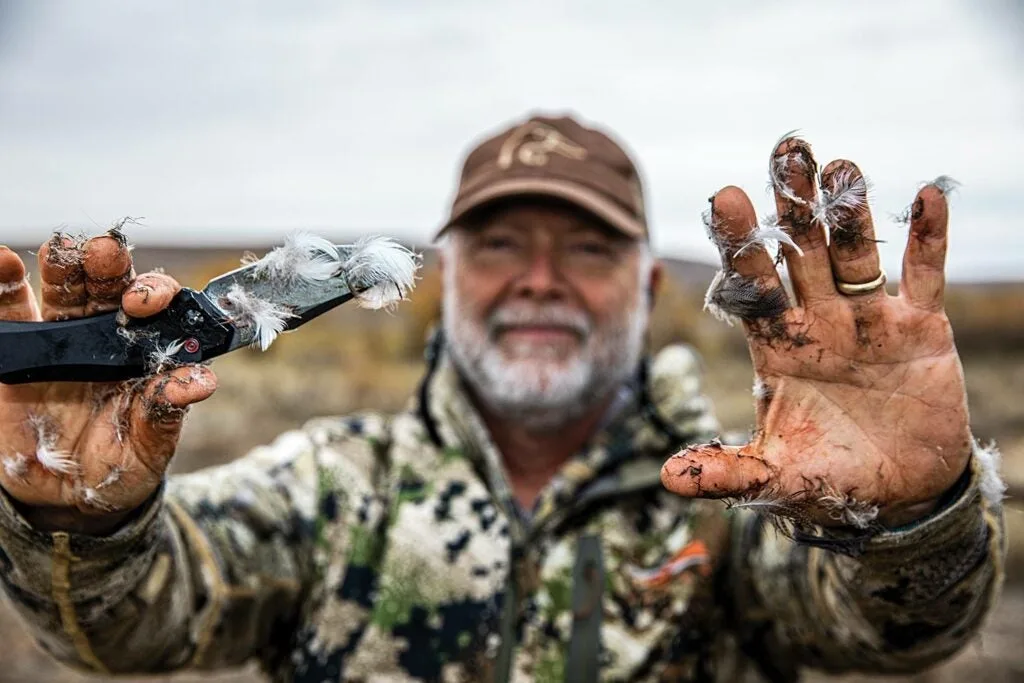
[494,541,523,683]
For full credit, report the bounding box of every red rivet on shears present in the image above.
[183,338,200,354]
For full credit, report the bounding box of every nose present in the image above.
[512,246,566,302]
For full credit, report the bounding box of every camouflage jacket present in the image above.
[0,343,1006,682]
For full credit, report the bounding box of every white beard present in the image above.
[442,266,650,433]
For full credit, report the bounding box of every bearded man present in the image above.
[0,113,1006,683]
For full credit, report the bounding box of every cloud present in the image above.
[0,0,1020,281]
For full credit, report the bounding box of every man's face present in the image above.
[442,200,660,431]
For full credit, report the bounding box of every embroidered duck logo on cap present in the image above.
[497,122,589,169]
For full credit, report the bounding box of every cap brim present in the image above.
[436,177,646,241]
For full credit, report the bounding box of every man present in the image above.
[0,113,1006,682]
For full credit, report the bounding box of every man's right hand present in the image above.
[0,233,217,534]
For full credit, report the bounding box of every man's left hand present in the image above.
[661,134,971,530]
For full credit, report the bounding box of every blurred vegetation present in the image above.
[1,246,1022,682]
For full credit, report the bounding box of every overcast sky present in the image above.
[0,0,1021,281]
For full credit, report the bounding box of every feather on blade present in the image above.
[342,236,420,311]
[251,230,342,284]
[219,284,296,351]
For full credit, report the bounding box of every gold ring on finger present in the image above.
[836,269,887,295]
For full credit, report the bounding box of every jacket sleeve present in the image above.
[726,440,1007,679]
[0,414,384,676]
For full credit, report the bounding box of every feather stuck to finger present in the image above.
[106,216,144,249]
[704,270,788,325]
[734,214,805,258]
[893,175,961,225]
[0,277,28,295]
[768,130,811,206]
[26,413,77,475]
[702,204,738,256]
[817,490,879,529]
[44,231,85,269]
[2,453,28,480]
[814,165,870,244]
[752,377,772,401]
[928,175,961,196]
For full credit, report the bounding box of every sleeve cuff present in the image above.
[867,438,997,548]
[0,482,167,605]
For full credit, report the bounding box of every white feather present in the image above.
[219,284,296,351]
[767,130,808,206]
[82,487,114,511]
[342,236,420,310]
[813,166,869,242]
[36,444,77,475]
[2,453,28,479]
[931,175,961,196]
[700,203,736,256]
[109,389,134,445]
[974,440,1006,506]
[752,377,770,400]
[724,488,793,515]
[818,492,879,529]
[188,365,214,389]
[703,270,739,327]
[27,414,77,475]
[148,339,185,371]
[251,230,342,283]
[734,217,805,258]
[97,465,123,490]
[0,277,27,295]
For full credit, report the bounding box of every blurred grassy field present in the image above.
[1,246,1022,682]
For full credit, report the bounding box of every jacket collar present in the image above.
[416,339,721,540]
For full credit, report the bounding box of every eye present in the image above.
[481,235,516,250]
[569,240,615,258]
[473,227,523,254]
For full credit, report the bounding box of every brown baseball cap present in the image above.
[436,113,649,240]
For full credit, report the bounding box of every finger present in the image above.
[38,234,86,321]
[661,442,774,499]
[770,134,837,304]
[130,365,217,471]
[899,184,950,311]
[83,234,134,316]
[709,186,786,287]
[0,247,41,321]
[122,272,182,319]
[703,187,791,329]
[819,160,884,298]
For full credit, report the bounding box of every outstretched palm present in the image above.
[661,135,971,529]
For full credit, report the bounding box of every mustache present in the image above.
[487,304,592,338]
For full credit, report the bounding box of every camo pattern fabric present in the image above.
[0,343,1006,682]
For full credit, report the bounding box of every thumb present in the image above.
[661,441,775,499]
[129,365,217,472]
[121,271,181,318]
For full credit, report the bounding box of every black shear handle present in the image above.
[0,289,233,385]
